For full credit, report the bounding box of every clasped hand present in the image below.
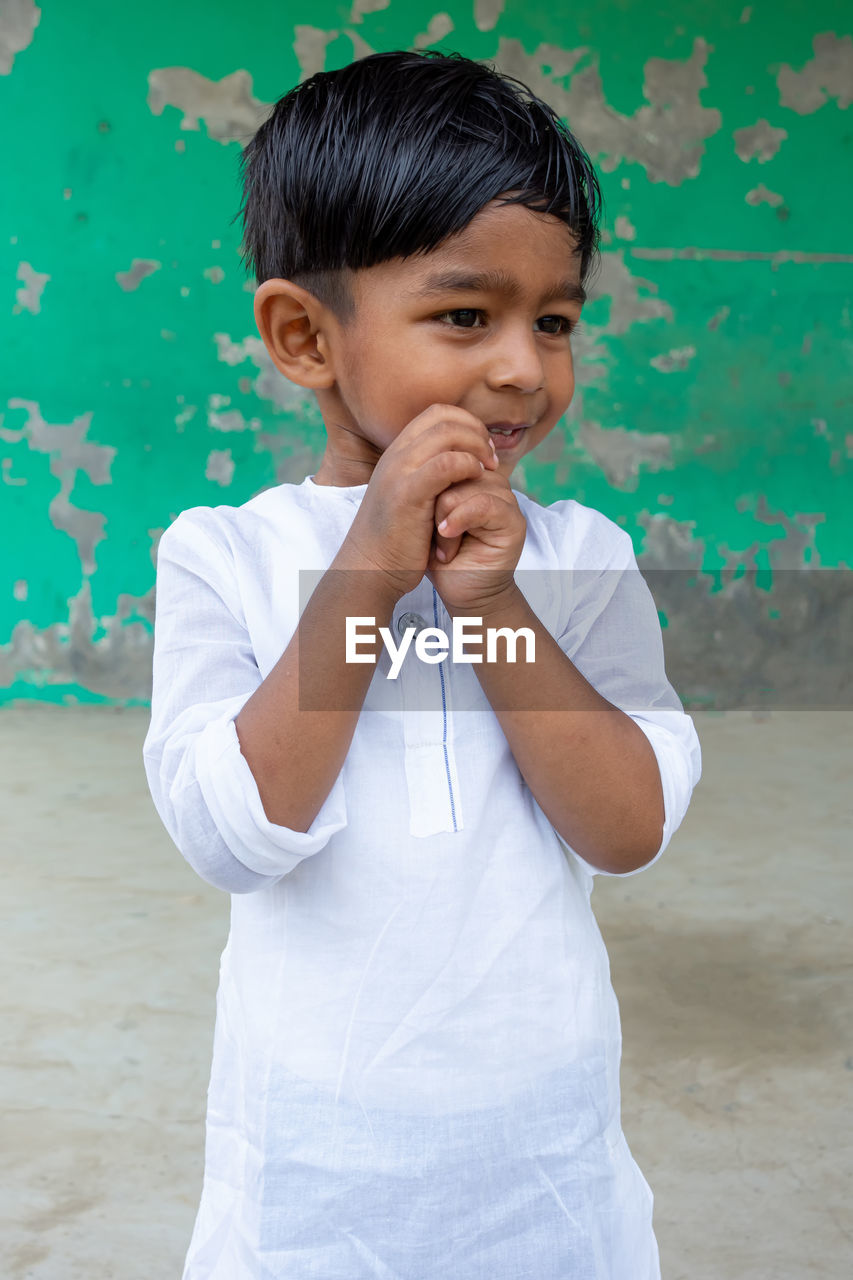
[427,459,526,616]
[343,404,528,616]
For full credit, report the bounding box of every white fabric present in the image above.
[143,475,702,1279]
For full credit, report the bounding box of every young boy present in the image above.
[143,48,702,1279]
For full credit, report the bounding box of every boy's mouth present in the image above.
[487,422,529,450]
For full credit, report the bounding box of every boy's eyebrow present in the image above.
[406,268,587,306]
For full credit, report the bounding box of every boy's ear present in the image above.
[253,279,338,389]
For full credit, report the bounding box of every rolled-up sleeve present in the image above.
[555,523,702,878]
[142,511,348,893]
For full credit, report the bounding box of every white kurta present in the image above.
[143,474,702,1280]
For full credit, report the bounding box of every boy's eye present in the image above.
[441,309,482,328]
[436,309,578,335]
[538,315,577,335]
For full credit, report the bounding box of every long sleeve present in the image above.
[142,509,348,893]
[554,515,702,878]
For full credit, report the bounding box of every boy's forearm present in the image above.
[234,550,397,832]
[448,585,665,875]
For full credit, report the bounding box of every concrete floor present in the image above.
[2,705,851,1279]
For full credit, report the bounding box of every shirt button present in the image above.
[397,611,429,639]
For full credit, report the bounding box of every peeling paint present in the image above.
[213,332,265,366]
[475,0,506,32]
[745,184,785,207]
[627,511,853,710]
[294,26,339,80]
[2,400,116,494]
[779,510,831,568]
[13,262,49,314]
[650,346,697,373]
[414,13,455,50]
[213,331,314,414]
[494,36,722,183]
[707,306,730,331]
[777,33,853,114]
[0,576,156,699]
[547,239,683,496]
[733,118,788,163]
[636,512,705,570]
[629,247,853,265]
[0,0,40,76]
[292,24,375,80]
[146,67,269,143]
[207,399,260,434]
[578,420,673,490]
[585,251,674,334]
[205,449,235,486]
[115,260,161,292]
[174,405,197,432]
[3,456,27,485]
[349,0,391,23]
[3,7,850,709]
[3,400,115,575]
[347,28,375,60]
[723,494,826,570]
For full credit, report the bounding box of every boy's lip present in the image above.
[486,421,530,450]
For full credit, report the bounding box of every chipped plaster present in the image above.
[649,346,697,373]
[294,26,340,79]
[0,0,40,76]
[777,32,853,113]
[745,185,785,207]
[578,419,673,490]
[414,13,454,49]
[494,35,722,182]
[13,261,49,314]
[733,118,788,163]
[585,251,674,334]
[2,4,849,709]
[146,68,269,143]
[3,400,115,575]
[205,448,235,486]
[349,0,390,23]
[475,0,506,32]
[116,260,161,292]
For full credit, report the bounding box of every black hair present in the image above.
[233,48,604,324]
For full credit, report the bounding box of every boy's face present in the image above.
[278,197,586,487]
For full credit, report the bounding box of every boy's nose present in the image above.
[485,330,546,393]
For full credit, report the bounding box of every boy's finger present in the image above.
[434,528,463,563]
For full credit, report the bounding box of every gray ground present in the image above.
[3,706,851,1279]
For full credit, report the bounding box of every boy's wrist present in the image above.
[442,579,524,623]
[329,544,408,615]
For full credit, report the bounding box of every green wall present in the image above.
[2,1,850,708]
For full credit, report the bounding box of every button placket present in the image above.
[396,581,463,837]
[396,610,429,641]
